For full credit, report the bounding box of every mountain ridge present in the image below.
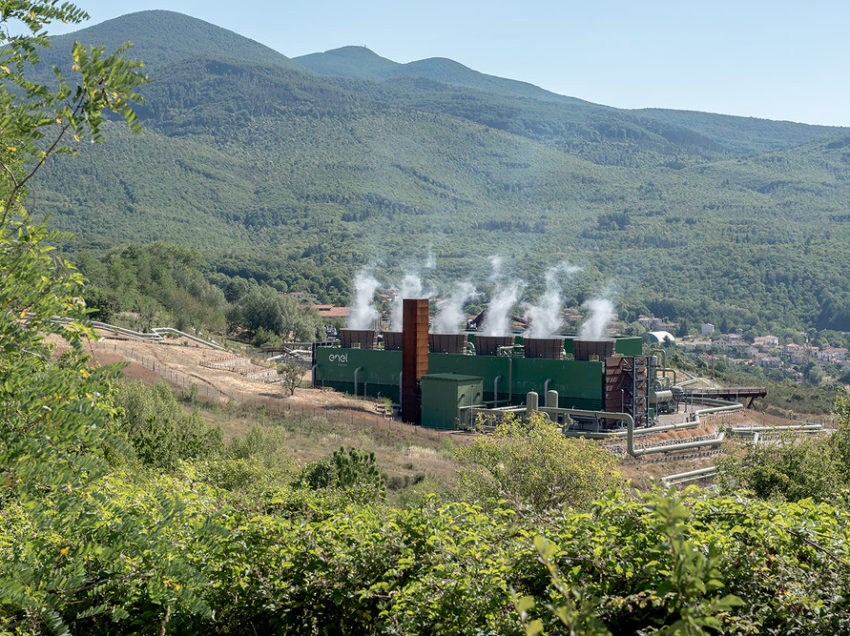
[23,10,850,332]
[45,9,303,71]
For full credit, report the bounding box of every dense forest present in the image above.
[21,10,850,334]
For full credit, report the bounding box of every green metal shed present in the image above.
[420,374,484,430]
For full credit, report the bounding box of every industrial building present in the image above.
[312,299,675,431]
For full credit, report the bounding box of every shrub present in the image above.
[295,446,386,502]
[115,381,223,470]
[454,412,621,513]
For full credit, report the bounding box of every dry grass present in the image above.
[196,397,463,495]
[64,331,821,496]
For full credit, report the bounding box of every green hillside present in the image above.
[25,11,850,332]
[44,9,302,70]
[298,46,845,155]
[295,45,401,81]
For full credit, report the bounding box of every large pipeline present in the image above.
[74,319,227,350]
[467,390,739,457]
[661,466,719,488]
[728,424,823,434]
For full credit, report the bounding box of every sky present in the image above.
[35,0,850,127]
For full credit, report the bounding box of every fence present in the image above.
[94,341,398,429]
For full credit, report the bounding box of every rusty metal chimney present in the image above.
[402,299,429,424]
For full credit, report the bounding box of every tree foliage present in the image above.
[114,381,222,470]
[455,413,620,513]
[718,392,850,502]
[277,360,305,396]
[296,446,386,503]
[228,284,322,341]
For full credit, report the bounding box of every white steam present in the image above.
[480,255,523,337]
[389,274,424,331]
[524,263,581,338]
[578,297,615,340]
[425,247,436,270]
[482,282,523,337]
[347,269,380,330]
[488,255,504,282]
[432,281,475,334]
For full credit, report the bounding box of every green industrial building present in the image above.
[312,335,644,429]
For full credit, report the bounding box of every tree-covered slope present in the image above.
[44,9,303,71]
[25,11,850,331]
[297,45,846,156]
[635,107,845,154]
[294,45,401,81]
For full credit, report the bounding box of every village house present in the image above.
[753,335,779,348]
[817,347,849,364]
[313,305,350,320]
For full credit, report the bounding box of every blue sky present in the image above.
[38,0,850,126]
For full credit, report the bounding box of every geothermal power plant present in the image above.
[312,295,676,431]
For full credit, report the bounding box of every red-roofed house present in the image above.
[314,305,350,320]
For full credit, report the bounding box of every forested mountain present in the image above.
[45,10,300,70]
[297,46,844,155]
[30,10,850,331]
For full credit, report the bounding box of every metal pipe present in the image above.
[649,347,667,371]
[661,466,719,488]
[561,418,700,439]
[545,406,727,456]
[675,369,699,388]
[470,391,741,457]
[648,347,677,387]
[543,378,552,396]
[353,366,362,398]
[508,357,513,406]
[465,341,476,355]
[493,375,502,406]
[729,424,823,433]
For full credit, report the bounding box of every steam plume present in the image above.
[480,255,523,336]
[425,247,436,270]
[432,281,475,334]
[347,269,380,330]
[525,263,581,338]
[578,297,615,340]
[389,274,424,331]
[482,282,523,337]
[488,255,504,282]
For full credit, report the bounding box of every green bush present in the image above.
[455,412,621,513]
[296,446,386,503]
[719,392,850,502]
[115,381,223,470]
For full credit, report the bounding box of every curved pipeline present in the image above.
[531,393,740,456]
[649,347,677,387]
